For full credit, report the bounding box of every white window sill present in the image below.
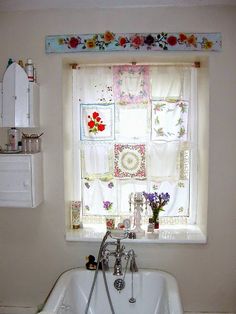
[65,224,207,244]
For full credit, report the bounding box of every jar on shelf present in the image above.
[22,133,42,153]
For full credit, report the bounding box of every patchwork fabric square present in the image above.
[151,100,189,141]
[148,142,180,182]
[113,65,150,106]
[80,103,115,140]
[81,142,113,180]
[82,179,116,215]
[114,144,146,178]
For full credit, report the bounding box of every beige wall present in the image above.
[0,6,236,313]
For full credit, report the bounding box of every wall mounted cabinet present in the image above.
[0,153,43,208]
[0,62,39,127]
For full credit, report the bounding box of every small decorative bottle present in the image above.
[147,218,154,233]
[25,58,34,82]
[71,201,81,229]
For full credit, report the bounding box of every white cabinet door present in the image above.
[0,82,2,127]
[0,153,43,208]
[1,62,39,127]
[2,62,29,126]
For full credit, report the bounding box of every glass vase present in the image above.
[154,219,159,229]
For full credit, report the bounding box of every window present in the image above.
[71,63,198,226]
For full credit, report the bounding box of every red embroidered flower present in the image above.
[88,120,95,128]
[92,112,99,119]
[118,36,127,47]
[130,35,144,49]
[167,36,177,46]
[87,111,106,134]
[69,37,80,48]
[98,124,105,131]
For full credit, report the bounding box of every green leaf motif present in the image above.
[154,116,160,125]
[154,128,165,137]
[178,127,186,138]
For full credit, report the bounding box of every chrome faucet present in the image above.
[100,232,138,276]
[113,239,125,275]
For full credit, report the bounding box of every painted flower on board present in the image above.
[118,36,127,47]
[86,38,96,49]
[178,33,197,47]
[130,34,144,49]
[69,37,80,48]
[178,33,188,43]
[187,34,197,47]
[144,34,155,46]
[201,37,213,49]
[167,35,177,46]
[103,31,115,43]
[61,36,81,49]
[58,38,64,45]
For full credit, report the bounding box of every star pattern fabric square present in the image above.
[114,144,146,178]
[76,66,113,104]
[80,103,115,141]
[113,65,151,106]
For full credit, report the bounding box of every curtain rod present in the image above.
[70,61,200,69]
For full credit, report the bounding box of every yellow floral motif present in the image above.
[86,38,96,49]
[202,37,213,49]
[58,38,64,45]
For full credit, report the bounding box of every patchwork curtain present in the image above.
[72,65,194,217]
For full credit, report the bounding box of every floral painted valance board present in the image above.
[45,31,221,53]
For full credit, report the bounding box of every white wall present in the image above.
[0,6,236,313]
